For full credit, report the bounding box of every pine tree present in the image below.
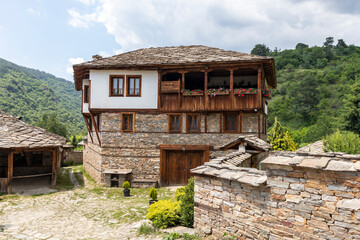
[268,117,298,151]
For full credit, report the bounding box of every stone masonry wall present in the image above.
[83,142,103,183]
[193,154,360,240]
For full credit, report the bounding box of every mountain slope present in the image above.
[0,58,84,136]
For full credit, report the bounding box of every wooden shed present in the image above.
[0,110,66,193]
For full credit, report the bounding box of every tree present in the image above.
[36,113,68,138]
[251,44,270,56]
[323,37,334,48]
[343,80,360,134]
[336,39,347,48]
[268,117,298,151]
[323,130,360,154]
[295,43,308,50]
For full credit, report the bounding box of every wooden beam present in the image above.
[51,149,57,187]
[204,113,207,133]
[83,115,94,143]
[157,71,161,109]
[204,71,208,108]
[160,144,210,151]
[88,80,91,109]
[257,68,262,109]
[230,69,234,108]
[90,112,101,147]
[240,112,243,133]
[258,112,261,138]
[220,113,223,133]
[7,152,13,194]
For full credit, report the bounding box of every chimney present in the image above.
[92,54,102,60]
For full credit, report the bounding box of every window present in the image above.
[122,113,134,132]
[187,114,200,133]
[224,114,238,133]
[110,75,124,96]
[84,85,89,103]
[126,75,141,96]
[168,114,182,133]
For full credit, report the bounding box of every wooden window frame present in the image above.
[109,75,125,97]
[84,85,89,103]
[126,75,142,97]
[223,113,239,133]
[186,113,201,133]
[168,114,182,133]
[121,113,135,133]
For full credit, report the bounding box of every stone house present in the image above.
[0,110,66,193]
[73,45,277,187]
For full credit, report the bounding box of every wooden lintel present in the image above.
[83,115,94,143]
[7,152,13,194]
[160,144,210,151]
[90,112,101,147]
[11,147,57,153]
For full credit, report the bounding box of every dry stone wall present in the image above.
[192,152,360,240]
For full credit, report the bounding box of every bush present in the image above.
[163,232,180,240]
[179,177,195,227]
[137,222,157,235]
[268,117,298,151]
[149,188,158,200]
[323,130,360,154]
[175,187,185,201]
[122,181,130,189]
[146,199,180,229]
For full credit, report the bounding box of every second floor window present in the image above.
[127,76,141,96]
[224,114,238,132]
[84,85,89,103]
[187,114,200,133]
[169,114,181,133]
[122,113,134,132]
[110,75,124,96]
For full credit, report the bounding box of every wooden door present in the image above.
[162,149,207,186]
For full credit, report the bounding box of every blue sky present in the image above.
[1,0,360,82]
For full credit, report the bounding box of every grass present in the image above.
[137,222,157,235]
[55,168,75,191]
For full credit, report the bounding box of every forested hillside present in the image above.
[0,58,85,136]
[252,38,360,146]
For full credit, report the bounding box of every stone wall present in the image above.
[193,152,360,240]
[83,112,266,184]
[63,150,83,165]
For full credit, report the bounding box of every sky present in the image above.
[0,0,360,82]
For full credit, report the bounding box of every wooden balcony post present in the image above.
[7,152,13,194]
[257,68,262,109]
[204,71,208,109]
[230,69,234,108]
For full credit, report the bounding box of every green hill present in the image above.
[261,38,360,146]
[0,58,85,137]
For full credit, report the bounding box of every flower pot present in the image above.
[149,199,159,205]
[123,189,130,197]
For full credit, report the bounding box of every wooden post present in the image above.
[258,112,261,138]
[204,113,207,133]
[181,72,185,109]
[51,149,57,187]
[204,71,208,109]
[83,115,94,143]
[257,68,262,109]
[220,113,223,133]
[7,152,13,194]
[90,112,101,147]
[158,71,161,109]
[230,69,234,108]
[240,112,242,133]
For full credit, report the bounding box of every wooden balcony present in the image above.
[159,91,262,112]
[160,81,180,93]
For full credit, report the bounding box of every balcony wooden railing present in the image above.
[160,81,180,93]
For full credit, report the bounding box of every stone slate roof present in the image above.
[0,110,66,149]
[297,140,325,154]
[262,151,360,172]
[73,45,276,90]
[220,135,271,152]
[221,152,253,167]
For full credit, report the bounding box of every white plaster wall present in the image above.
[89,70,158,109]
[82,79,89,113]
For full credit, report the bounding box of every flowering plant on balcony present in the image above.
[233,88,258,97]
[262,89,271,99]
[181,89,204,96]
[206,87,230,97]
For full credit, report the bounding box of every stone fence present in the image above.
[192,151,360,239]
[63,150,83,165]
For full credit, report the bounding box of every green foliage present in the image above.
[251,44,270,56]
[70,135,83,148]
[149,188,158,200]
[179,177,195,228]
[146,199,180,229]
[323,130,360,154]
[0,58,85,135]
[267,37,360,146]
[122,181,130,189]
[137,222,157,236]
[36,113,68,138]
[163,232,180,240]
[268,117,298,151]
[175,187,185,201]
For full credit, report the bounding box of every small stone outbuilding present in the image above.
[0,110,66,193]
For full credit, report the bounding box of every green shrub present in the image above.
[323,130,360,154]
[122,181,130,189]
[146,199,180,229]
[137,222,157,235]
[268,117,298,151]
[149,188,158,200]
[163,232,180,240]
[175,187,185,201]
[179,177,195,227]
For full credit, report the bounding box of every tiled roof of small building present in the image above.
[297,140,325,154]
[220,135,271,152]
[73,45,276,90]
[0,110,66,149]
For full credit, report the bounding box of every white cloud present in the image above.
[68,0,360,53]
[76,0,96,5]
[26,8,46,18]
[66,57,85,74]
[99,51,111,57]
[68,9,97,28]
